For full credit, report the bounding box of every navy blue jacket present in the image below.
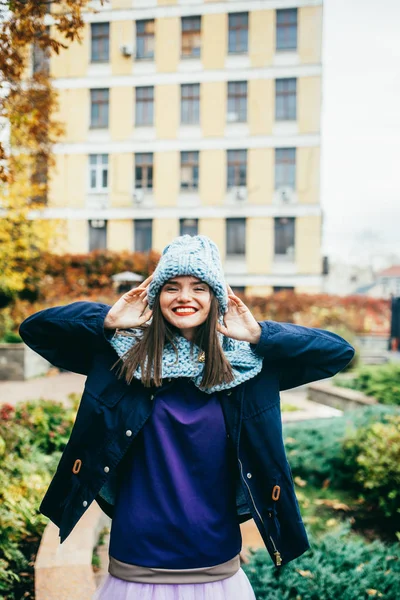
[19,302,355,567]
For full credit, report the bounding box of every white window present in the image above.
[89,154,108,191]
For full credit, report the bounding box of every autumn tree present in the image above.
[0,0,103,299]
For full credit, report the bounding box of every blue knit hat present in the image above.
[147,235,228,314]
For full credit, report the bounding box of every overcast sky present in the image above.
[321,0,400,267]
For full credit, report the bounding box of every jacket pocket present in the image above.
[85,383,127,407]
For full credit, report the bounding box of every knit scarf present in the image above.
[108,328,263,394]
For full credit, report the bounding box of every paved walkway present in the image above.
[0,371,86,406]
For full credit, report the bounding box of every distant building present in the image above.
[27,0,324,295]
[323,262,374,297]
[355,266,400,299]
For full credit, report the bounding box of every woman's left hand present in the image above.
[216,285,262,344]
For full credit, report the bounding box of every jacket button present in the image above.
[125,430,132,437]
[227,391,232,396]
[246,472,252,479]
[82,500,88,507]
[150,394,155,400]
[104,466,110,473]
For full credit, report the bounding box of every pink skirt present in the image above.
[92,568,256,600]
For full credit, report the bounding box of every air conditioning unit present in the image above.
[276,186,295,204]
[232,186,247,201]
[120,44,133,57]
[133,188,145,204]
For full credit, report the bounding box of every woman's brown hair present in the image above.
[114,290,234,390]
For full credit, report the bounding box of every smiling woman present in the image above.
[18,234,355,600]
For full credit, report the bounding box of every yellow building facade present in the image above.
[43,0,323,293]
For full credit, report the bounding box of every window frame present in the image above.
[180,218,198,237]
[274,217,296,259]
[276,8,298,52]
[135,152,154,190]
[135,86,154,126]
[91,22,110,63]
[227,81,248,123]
[275,148,296,189]
[275,78,297,121]
[226,218,246,256]
[227,149,247,188]
[181,83,200,125]
[89,154,109,192]
[134,219,153,253]
[180,151,199,191]
[228,12,249,54]
[181,16,201,59]
[89,219,107,251]
[90,88,109,129]
[136,19,155,60]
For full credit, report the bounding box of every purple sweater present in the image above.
[109,378,242,569]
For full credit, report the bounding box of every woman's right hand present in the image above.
[103,275,154,330]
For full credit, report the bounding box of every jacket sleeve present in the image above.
[19,301,113,375]
[250,320,355,391]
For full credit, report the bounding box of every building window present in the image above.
[181,16,201,58]
[134,219,152,252]
[273,286,295,293]
[227,81,247,123]
[136,20,155,60]
[180,151,199,191]
[275,148,296,189]
[89,154,108,191]
[276,9,298,51]
[32,41,50,74]
[181,84,200,125]
[91,23,109,62]
[275,78,297,121]
[226,218,246,256]
[180,218,198,237]
[227,149,247,188]
[274,217,295,259]
[89,219,107,251]
[90,89,109,128]
[135,153,153,189]
[228,13,248,54]
[31,153,48,203]
[135,86,154,126]
[231,286,245,295]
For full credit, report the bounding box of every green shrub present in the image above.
[335,363,400,405]
[341,415,400,526]
[13,399,75,453]
[243,524,400,600]
[0,399,74,598]
[1,331,23,343]
[283,405,399,487]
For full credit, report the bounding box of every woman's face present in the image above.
[159,275,211,340]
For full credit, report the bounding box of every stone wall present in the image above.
[0,344,50,381]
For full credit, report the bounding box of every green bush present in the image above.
[335,363,400,405]
[0,400,75,598]
[243,524,400,600]
[283,405,399,487]
[1,331,23,343]
[341,415,400,527]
